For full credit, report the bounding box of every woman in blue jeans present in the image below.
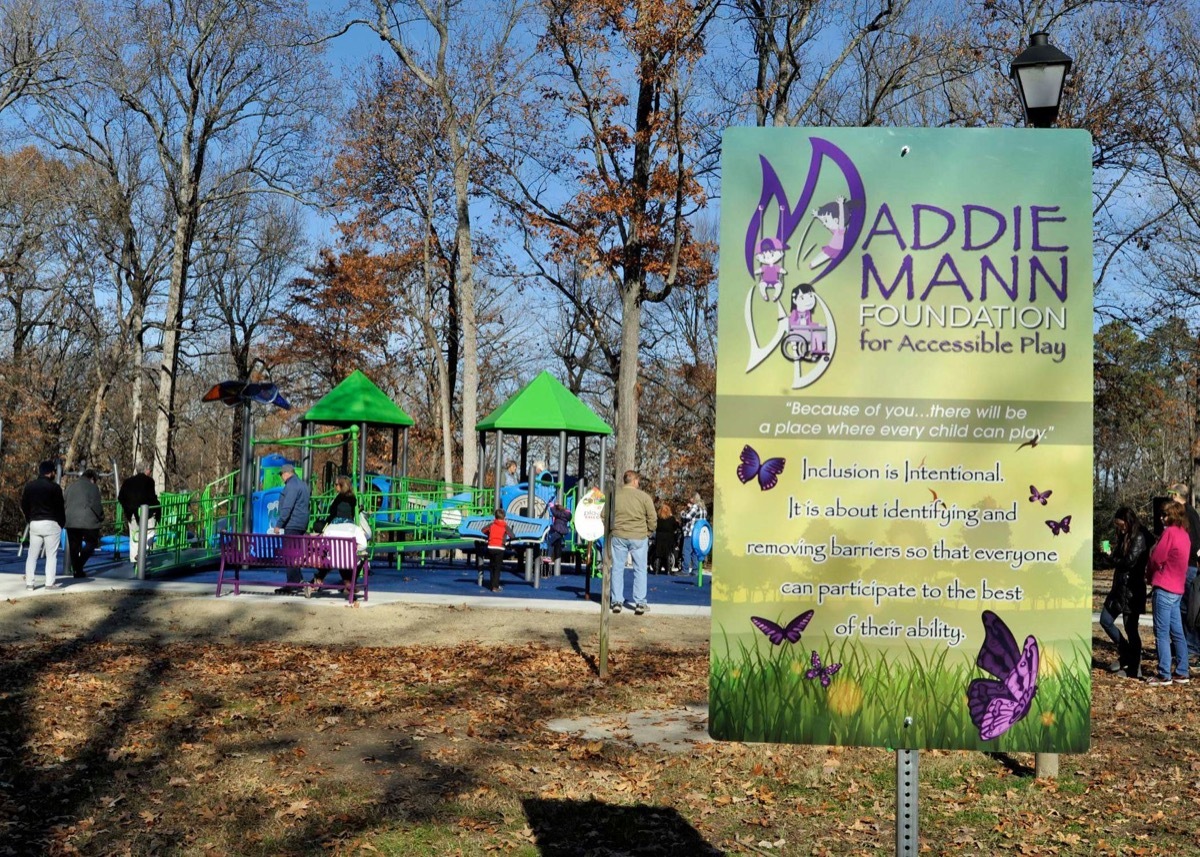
[1146,501,1192,685]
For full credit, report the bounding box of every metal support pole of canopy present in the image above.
[494,430,504,504]
[240,398,255,533]
[555,430,567,576]
[302,422,314,488]
[358,421,368,493]
[401,426,409,482]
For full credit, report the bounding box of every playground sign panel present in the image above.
[573,487,606,542]
[709,127,1093,753]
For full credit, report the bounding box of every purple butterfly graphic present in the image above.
[967,611,1039,741]
[750,610,814,646]
[738,444,786,491]
[805,650,841,687]
[1029,485,1052,505]
[1045,515,1071,535]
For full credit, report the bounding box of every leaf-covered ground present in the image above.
[0,600,1197,855]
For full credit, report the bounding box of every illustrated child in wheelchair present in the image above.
[781,283,830,363]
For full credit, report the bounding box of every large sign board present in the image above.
[710,128,1093,753]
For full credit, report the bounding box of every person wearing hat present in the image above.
[1168,482,1200,666]
[272,463,310,594]
[20,460,66,590]
[64,469,104,578]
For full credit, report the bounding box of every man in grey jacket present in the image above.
[273,463,310,592]
[65,469,104,578]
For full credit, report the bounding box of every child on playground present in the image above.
[482,508,515,592]
[543,499,573,567]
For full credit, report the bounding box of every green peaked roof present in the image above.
[302,370,415,427]
[476,371,612,436]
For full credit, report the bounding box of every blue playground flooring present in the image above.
[0,543,712,609]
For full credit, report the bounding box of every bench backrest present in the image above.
[218,532,359,570]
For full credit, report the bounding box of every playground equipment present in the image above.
[475,371,613,586]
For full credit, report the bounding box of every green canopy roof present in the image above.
[301,370,415,428]
[476,371,612,436]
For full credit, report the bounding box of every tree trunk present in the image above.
[452,154,478,487]
[62,394,94,471]
[614,282,642,477]
[153,206,194,492]
[87,374,110,466]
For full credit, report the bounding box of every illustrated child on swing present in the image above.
[753,236,787,302]
[808,195,848,269]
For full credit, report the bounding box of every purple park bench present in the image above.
[216,532,371,604]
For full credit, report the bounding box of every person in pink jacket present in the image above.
[1146,501,1192,685]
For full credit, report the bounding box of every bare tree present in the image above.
[494,0,717,476]
[0,0,74,117]
[193,195,307,469]
[30,74,175,469]
[82,0,330,490]
[347,0,534,487]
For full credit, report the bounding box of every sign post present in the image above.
[710,127,1094,848]
[573,486,610,678]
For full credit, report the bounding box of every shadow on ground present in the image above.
[0,588,474,854]
[523,797,724,856]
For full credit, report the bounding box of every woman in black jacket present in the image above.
[1102,506,1150,678]
[652,503,679,575]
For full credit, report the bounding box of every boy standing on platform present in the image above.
[483,508,515,592]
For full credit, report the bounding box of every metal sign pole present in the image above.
[136,504,149,581]
[895,748,918,856]
[895,716,918,856]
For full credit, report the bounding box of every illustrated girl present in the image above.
[753,236,786,301]
[787,284,828,356]
[807,196,848,269]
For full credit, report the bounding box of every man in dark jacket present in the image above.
[65,469,104,578]
[273,463,310,591]
[118,465,159,563]
[20,460,66,590]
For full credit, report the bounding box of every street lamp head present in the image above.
[1010,31,1073,128]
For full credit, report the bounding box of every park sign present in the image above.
[709,127,1092,753]
[574,486,606,542]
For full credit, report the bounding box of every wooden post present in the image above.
[598,440,610,679]
[1035,753,1059,778]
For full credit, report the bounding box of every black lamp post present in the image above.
[1010,31,1073,128]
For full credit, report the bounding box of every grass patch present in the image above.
[710,630,1092,752]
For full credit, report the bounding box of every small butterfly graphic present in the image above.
[750,611,814,646]
[1029,485,1053,505]
[738,444,786,491]
[967,610,1039,741]
[1016,431,1045,451]
[1045,515,1071,535]
[805,650,841,687]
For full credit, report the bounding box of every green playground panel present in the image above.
[366,477,495,565]
[112,471,244,573]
